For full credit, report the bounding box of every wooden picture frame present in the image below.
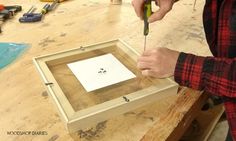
[33,39,178,132]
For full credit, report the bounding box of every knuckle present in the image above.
[159,16,164,20]
[153,69,161,77]
[163,6,172,13]
[153,15,163,21]
[142,70,149,76]
[153,58,160,64]
[131,0,136,7]
[155,48,162,54]
[152,48,159,54]
[156,47,161,51]
[156,14,165,20]
[137,63,141,68]
[167,6,172,11]
[137,57,142,62]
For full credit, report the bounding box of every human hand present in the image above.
[137,48,180,78]
[132,0,175,23]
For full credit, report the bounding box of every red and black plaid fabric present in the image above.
[174,0,236,140]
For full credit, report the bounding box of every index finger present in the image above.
[132,0,145,19]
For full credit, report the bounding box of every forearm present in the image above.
[175,52,236,98]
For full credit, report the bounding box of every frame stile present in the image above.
[33,58,74,123]
[67,84,178,132]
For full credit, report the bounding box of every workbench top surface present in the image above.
[0,0,211,141]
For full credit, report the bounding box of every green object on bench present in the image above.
[0,43,29,69]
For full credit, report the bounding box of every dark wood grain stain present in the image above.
[42,91,48,98]
[64,22,75,26]
[124,111,154,122]
[60,33,67,37]
[48,134,59,141]
[38,37,56,47]
[78,121,107,140]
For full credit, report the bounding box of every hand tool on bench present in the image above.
[0,4,4,11]
[0,21,2,33]
[19,1,58,23]
[19,6,41,23]
[0,5,22,21]
[40,3,51,15]
[0,5,22,33]
[6,5,22,20]
[0,9,11,21]
[48,0,59,11]
[143,0,152,51]
[4,5,22,13]
[19,4,51,23]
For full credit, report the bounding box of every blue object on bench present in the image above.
[0,43,29,69]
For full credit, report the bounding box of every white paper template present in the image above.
[67,53,136,92]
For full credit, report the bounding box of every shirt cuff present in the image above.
[174,52,205,90]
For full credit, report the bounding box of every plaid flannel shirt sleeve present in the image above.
[174,52,236,98]
[176,0,236,139]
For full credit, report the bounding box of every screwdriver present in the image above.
[143,0,152,51]
[48,0,59,11]
[41,4,50,15]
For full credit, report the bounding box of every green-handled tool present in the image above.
[143,0,152,51]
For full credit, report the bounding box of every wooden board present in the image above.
[0,0,212,140]
[34,39,178,132]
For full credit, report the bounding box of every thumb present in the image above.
[148,7,171,23]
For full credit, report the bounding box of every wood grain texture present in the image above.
[0,0,212,140]
[141,89,207,141]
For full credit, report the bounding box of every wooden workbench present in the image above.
[0,0,223,141]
